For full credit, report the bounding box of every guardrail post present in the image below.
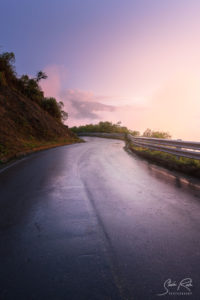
[176,139,182,160]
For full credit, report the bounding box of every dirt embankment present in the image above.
[0,87,81,163]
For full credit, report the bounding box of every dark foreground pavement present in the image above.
[0,137,200,300]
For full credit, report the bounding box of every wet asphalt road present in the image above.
[0,137,200,300]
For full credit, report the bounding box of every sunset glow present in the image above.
[1,0,200,140]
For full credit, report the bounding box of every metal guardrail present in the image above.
[127,134,200,160]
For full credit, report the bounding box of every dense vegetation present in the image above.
[142,128,171,139]
[0,51,68,123]
[71,121,140,136]
[0,51,80,163]
[128,144,200,178]
[71,122,172,140]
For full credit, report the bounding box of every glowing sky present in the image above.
[1,0,200,140]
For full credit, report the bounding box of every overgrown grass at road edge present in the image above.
[127,143,200,178]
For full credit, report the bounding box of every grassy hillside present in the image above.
[0,52,81,163]
[0,87,80,163]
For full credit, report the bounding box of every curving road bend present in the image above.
[0,137,200,300]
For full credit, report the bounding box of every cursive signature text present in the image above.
[158,278,193,296]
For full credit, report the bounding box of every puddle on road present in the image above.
[125,149,200,199]
[146,163,200,198]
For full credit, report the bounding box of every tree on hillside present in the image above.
[41,98,68,122]
[58,101,68,121]
[0,50,69,123]
[143,128,171,139]
[70,121,140,135]
[143,128,152,137]
[130,130,140,136]
[0,52,16,86]
[36,71,47,82]
[0,52,15,65]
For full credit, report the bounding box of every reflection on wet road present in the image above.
[0,137,200,299]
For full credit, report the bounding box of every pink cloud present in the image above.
[40,65,67,99]
[40,65,200,141]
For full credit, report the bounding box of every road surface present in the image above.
[0,137,200,300]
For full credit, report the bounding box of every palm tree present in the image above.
[36,71,47,82]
